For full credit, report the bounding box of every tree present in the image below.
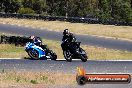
[111,0,132,22]
[18,7,35,14]
[0,0,4,12]
[0,0,131,22]
[2,0,20,13]
[32,0,47,14]
[22,0,33,8]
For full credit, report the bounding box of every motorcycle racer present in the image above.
[29,36,42,46]
[61,29,88,62]
[26,35,57,60]
[62,29,76,43]
[61,29,76,50]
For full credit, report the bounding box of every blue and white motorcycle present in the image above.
[25,42,57,60]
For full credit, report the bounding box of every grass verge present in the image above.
[0,70,132,87]
[0,18,132,40]
[0,71,75,88]
[0,44,28,58]
[1,37,132,60]
[45,39,132,60]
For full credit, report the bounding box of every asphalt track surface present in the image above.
[1,59,132,73]
[0,59,132,88]
[0,24,132,51]
[0,24,132,87]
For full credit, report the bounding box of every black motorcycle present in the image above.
[61,40,88,62]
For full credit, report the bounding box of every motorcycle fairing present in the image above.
[25,42,46,58]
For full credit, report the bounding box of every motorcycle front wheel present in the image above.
[27,49,39,60]
[63,50,72,62]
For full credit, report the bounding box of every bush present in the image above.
[30,80,38,84]
[18,7,35,14]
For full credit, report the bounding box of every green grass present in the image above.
[0,44,28,58]
[43,39,132,60]
[82,45,132,60]
[0,18,132,40]
[0,18,132,60]
[30,80,38,84]
[1,38,132,60]
[0,71,75,87]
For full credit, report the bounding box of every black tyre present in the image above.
[27,49,39,60]
[63,50,72,62]
[47,50,57,60]
[81,54,87,62]
[0,36,2,44]
[79,48,88,62]
[51,53,57,60]
[76,75,87,85]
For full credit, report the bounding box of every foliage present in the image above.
[0,0,131,22]
[18,7,35,14]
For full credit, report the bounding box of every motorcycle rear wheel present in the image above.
[51,52,57,61]
[79,48,88,62]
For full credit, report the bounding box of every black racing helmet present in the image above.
[63,29,69,35]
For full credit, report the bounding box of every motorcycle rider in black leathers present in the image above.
[61,29,88,62]
[61,29,76,51]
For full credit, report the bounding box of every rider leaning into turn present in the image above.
[29,35,42,46]
[29,35,50,52]
[62,29,76,42]
[61,29,76,50]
